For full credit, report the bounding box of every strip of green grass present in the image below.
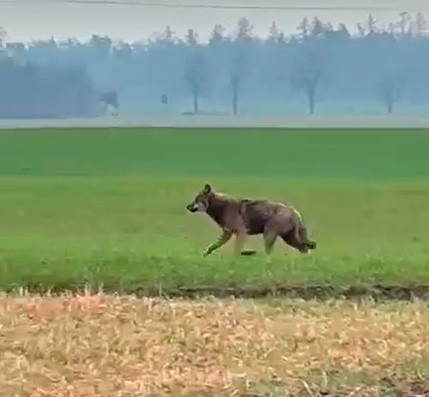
[0,128,427,295]
[0,127,427,179]
[0,177,427,295]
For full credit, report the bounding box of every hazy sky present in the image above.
[1,0,428,43]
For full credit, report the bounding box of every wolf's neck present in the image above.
[206,195,229,225]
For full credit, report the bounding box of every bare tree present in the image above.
[184,29,205,114]
[376,74,406,114]
[227,18,253,115]
[185,55,205,114]
[229,50,247,115]
[230,70,240,115]
[292,52,323,115]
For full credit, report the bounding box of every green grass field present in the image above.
[0,127,428,297]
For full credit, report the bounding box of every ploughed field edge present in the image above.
[6,283,429,301]
[134,284,429,301]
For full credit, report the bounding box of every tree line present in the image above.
[1,12,429,117]
[0,57,103,118]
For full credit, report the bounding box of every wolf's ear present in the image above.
[204,183,212,193]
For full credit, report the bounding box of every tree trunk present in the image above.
[193,93,199,114]
[387,100,393,114]
[308,92,315,115]
[232,90,238,115]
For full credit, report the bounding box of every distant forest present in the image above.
[1,12,429,118]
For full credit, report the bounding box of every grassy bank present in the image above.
[0,128,427,296]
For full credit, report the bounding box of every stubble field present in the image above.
[2,294,429,396]
[0,127,428,395]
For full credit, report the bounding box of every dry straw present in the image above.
[0,292,428,396]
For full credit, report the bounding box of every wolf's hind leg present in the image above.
[281,230,309,253]
[297,226,317,250]
[203,230,232,257]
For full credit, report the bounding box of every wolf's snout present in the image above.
[186,203,198,213]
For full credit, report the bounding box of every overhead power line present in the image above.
[62,0,395,11]
[0,0,401,11]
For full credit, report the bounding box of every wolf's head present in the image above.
[186,183,212,213]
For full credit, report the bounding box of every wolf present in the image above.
[186,183,316,257]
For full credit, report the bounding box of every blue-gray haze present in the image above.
[1,12,429,118]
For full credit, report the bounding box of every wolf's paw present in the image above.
[307,241,317,249]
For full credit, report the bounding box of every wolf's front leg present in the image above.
[203,230,232,257]
[234,232,248,255]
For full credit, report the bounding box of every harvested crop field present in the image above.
[1,293,429,396]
